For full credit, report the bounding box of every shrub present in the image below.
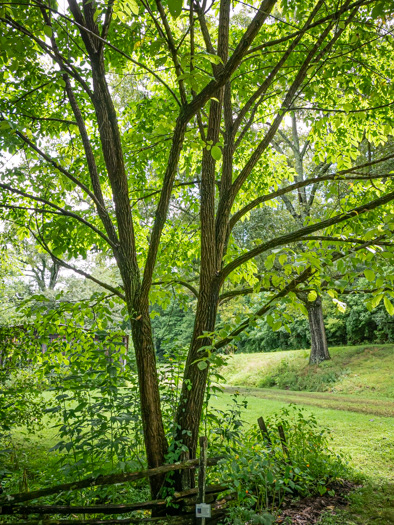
[257,359,347,392]
[216,406,349,517]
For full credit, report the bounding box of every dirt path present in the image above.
[223,386,394,417]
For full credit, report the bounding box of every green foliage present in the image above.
[234,290,394,354]
[217,406,349,516]
[206,392,249,455]
[257,359,344,391]
[319,483,394,525]
[221,507,274,525]
[151,299,195,358]
[0,367,47,435]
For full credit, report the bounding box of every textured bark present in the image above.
[306,296,331,364]
[130,298,168,497]
[173,0,231,473]
[175,281,221,460]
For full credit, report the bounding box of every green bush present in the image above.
[256,359,347,392]
[216,406,349,517]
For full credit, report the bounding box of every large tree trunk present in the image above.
[306,295,331,364]
[129,295,168,499]
[172,282,220,493]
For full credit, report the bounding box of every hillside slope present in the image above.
[221,344,394,398]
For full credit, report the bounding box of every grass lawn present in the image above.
[211,357,394,524]
[211,392,393,482]
[221,344,394,398]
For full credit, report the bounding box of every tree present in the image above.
[9,238,61,291]
[1,0,394,497]
[271,115,333,363]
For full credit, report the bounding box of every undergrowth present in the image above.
[257,359,347,391]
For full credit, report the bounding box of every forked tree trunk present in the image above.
[306,295,331,364]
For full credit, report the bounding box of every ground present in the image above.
[2,344,393,523]
[211,343,394,524]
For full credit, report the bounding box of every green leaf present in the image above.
[308,290,317,302]
[371,293,383,309]
[127,0,139,15]
[0,121,11,131]
[44,25,53,38]
[211,145,222,161]
[168,0,182,18]
[384,297,394,316]
[204,53,222,65]
[272,321,282,331]
[265,254,275,270]
[197,360,207,370]
[364,269,375,282]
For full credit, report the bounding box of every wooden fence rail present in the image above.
[0,457,223,506]
[0,416,290,524]
[0,484,228,516]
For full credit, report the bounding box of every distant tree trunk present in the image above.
[306,295,331,364]
[48,257,60,289]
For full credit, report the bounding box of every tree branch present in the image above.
[230,163,394,229]
[221,188,394,283]
[152,280,199,298]
[302,235,394,247]
[231,11,343,199]
[233,0,325,136]
[246,0,372,55]
[32,231,126,301]
[154,0,188,105]
[214,235,382,349]
[14,130,102,209]
[0,183,115,249]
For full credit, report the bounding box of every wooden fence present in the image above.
[0,417,289,524]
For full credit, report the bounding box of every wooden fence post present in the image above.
[257,416,271,447]
[197,436,208,524]
[277,424,291,462]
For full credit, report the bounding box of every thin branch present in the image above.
[154,0,187,105]
[14,130,101,208]
[15,113,77,125]
[233,0,325,136]
[230,165,394,229]
[246,0,373,55]
[100,0,114,44]
[152,279,199,298]
[32,231,126,301]
[221,188,394,283]
[0,204,62,215]
[214,236,382,349]
[1,15,93,98]
[37,5,119,247]
[231,10,344,199]
[287,101,394,114]
[302,235,394,246]
[0,183,115,248]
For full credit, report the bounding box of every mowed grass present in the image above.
[221,344,394,398]
[212,344,394,525]
[210,392,394,482]
[223,385,394,416]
